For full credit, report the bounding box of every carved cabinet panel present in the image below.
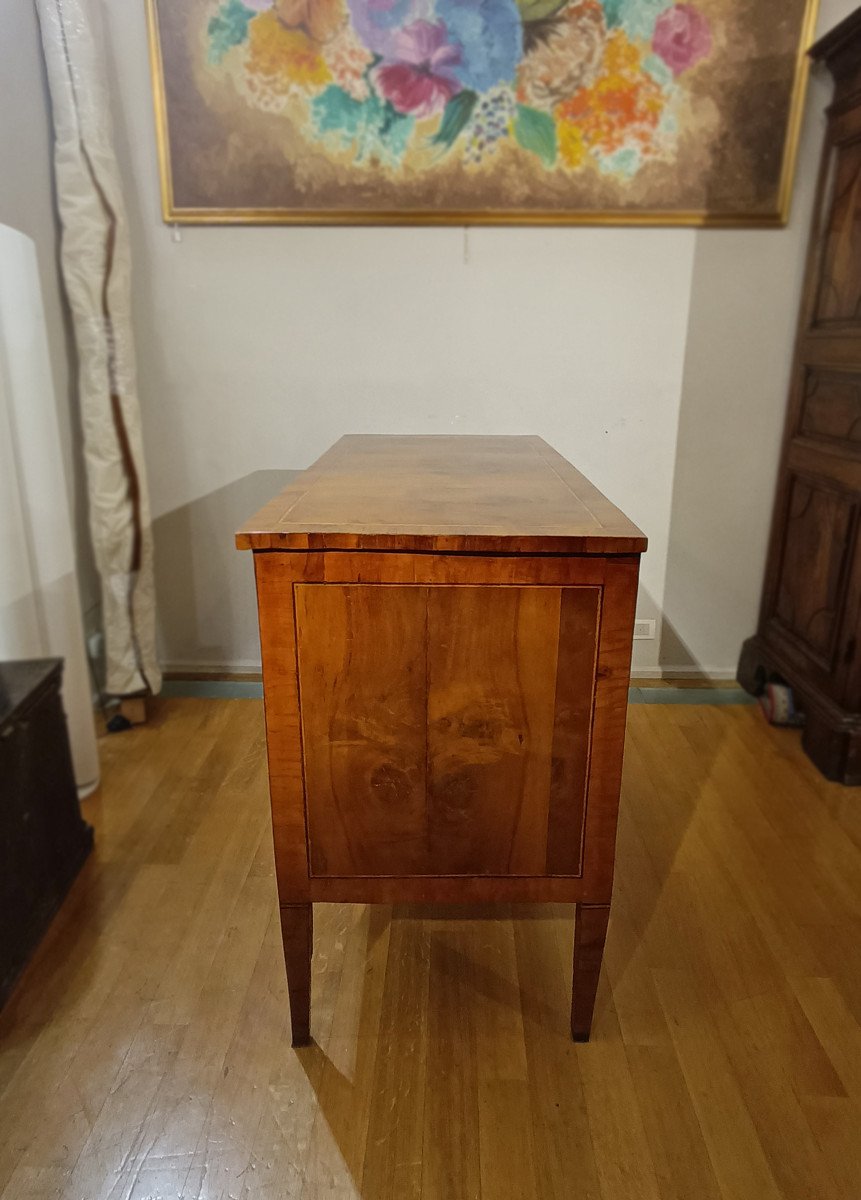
[771,475,855,666]
[814,135,861,325]
[800,371,861,445]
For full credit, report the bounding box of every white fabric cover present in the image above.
[36,0,160,697]
[0,225,100,793]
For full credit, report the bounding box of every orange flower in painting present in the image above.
[275,0,346,44]
[247,10,332,92]
[555,29,666,168]
[557,120,588,169]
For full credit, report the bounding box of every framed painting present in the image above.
[146,0,819,226]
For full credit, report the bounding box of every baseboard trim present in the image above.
[631,667,739,683]
[163,667,263,683]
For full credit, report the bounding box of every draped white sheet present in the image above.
[0,225,100,794]
[35,0,160,697]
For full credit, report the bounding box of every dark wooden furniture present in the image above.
[238,435,646,1043]
[739,12,861,784]
[0,658,94,1008]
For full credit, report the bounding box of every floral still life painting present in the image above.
[147,0,817,224]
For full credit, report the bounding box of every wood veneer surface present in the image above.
[236,435,647,554]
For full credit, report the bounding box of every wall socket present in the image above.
[633,619,656,641]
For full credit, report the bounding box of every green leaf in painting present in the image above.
[515,0,567,21]
[311,86,414,167]
[513,105,557,166]
[431,91,478,151]
[207,0,254,65]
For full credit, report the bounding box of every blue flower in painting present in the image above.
[348,0,426,56]
[602,0,672,41]
[436,0,523,92]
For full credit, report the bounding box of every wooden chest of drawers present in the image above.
[238,435,646,1043]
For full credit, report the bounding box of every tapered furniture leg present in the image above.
[571,903,610,1042]
[280,903,313,1046]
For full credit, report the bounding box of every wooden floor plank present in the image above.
[652,966,784,1200]
[574,990,662,1200]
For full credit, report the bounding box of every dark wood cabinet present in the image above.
[739,11,861,784]
[0,659,94,1007]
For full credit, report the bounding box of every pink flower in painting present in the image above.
[652,4,712,76]
[374,20,462,118]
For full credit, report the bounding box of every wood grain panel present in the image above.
[236,435,647,555]
[283,551,619,587]
[295,583,600,881]
[295,584,428,877]
[425,586,560,876]
[254,553,310,904]
[546,587,602,874]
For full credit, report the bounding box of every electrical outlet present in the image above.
[633,619,656,640]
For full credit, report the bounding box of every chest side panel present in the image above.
[294,582,600,878]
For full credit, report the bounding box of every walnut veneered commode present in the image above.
[237,434,646,1044]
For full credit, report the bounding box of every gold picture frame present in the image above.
[146,0,820,226]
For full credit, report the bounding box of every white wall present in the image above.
[85,2,861,675]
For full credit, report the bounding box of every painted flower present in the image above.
[374,20,462,116]
[652,4,711,75]
[275,0,347,42]
[464,85,516,163]
[602,0,671,41]
[323,22,375,99]
[246,9,332,92]
[518,0,605,109]
[312,84,415,164]
[555,29,668,171]
[436,0,523,93]
[347,0,425,57]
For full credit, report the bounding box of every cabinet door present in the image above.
[768,473,855,673]
[294,583,600,878]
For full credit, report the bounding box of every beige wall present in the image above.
[0,0,99,625]
[4,0,856,678]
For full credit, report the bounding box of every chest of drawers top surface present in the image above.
[236,434,647,555]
